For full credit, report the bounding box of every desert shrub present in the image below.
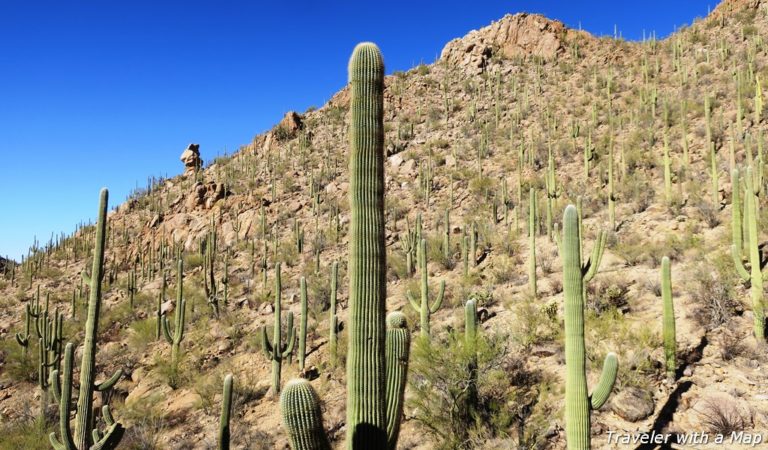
[587,276,631,314]
[688,256,741,329]
[0,416,54,450]
[696,398,748,434]
[408,330,536,449]
[508,297,561,350]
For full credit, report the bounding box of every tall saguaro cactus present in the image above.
[280,43,410,450]
[163,259,186,368]
[732,166,767,342]
[299,277,309,371]
[561,205,618,450]
[407,238,445,338]
[384,312,410,448]
[262,262,296,393]
[50,188,125,450]
[661,256,676,379]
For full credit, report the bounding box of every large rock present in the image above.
[179,143,202,175]
[611,387,655,421]
[276,111,303,139]
[440,13,573,74]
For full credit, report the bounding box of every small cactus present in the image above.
[661,256,676,379]
[162,259,186,368]
[262,262,296,394]
[219,374,234,450]
[407,239,445,338]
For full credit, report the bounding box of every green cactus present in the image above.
[561,205,618,450]
[280,379,331,450]
[156,274,166,340]
[732,166,766,342]
[128,265,137,308]
[661,256,676,379]
[344,42,388,447]
[407,239,445,338]
[163,259,186,369]
[262,262,296,393]
[663,132,672,203]
[50,188,125,450]
[384,312,410,449]
[399,217,416,276]
[443,208,451,262]
[529,188,537,297]
[219,374,234,450]
[299,277,308,372]
[280,43,411,450]
[329,261,339,367]
[464,299,479,419]
[14,303,32,359]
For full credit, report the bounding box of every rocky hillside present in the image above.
[2,0,768,448]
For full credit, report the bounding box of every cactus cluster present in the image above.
[50,188,125,450]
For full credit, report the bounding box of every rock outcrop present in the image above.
[179,143,202,175]
[440,13,576,74]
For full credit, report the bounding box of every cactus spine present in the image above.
[732,166,766,342]
[219,374,234,450]
[407,239,445,338]
[50,188,124,450]
[562,205,618,450]
[162,259,186,368]
[661,256,676,379]
[262,262,296,393]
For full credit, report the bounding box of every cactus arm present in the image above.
[583,231,606,283]
[15,332,29,347]
[385,313,410,450]
[429,280,445,314]
[176,298,186,343]
[219,374,234,450]
[90,421,125,450]
[589,352,618,410]
[81,270,92,287]
[282,321,296,359]
[406,291,420,312]
[50,343,76,450]
[161,315,173,344]
[281,379,331,450]
[50,369,62,404]
[95,369,123,392]
[261,326,274,357]
[732,244,751,282]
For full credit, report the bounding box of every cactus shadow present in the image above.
[635,380,693,450]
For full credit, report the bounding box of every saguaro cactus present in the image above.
[385,312,410,448]
[561,205,618,450]
[219,374,234,450]
[529,188,537,297]
[407,238,445,338]
[280,43,410,450]
[299,277,308,372]
[50,188,124,450]
[262,262,296,393]
[329,261,339,366]
[163,259,186,368]
[281,379,332,450]
[732,166,766,342]
[661,256,676,379]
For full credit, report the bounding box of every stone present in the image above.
[389,153,404,168]
[276,111,303,138]
[440,13,571,75]
[179,143,202,175]
[611,387,655,421]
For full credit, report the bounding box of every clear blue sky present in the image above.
[0,1,714,261]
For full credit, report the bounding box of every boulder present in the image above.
[611,387,655,421]
[179,143,202,175]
